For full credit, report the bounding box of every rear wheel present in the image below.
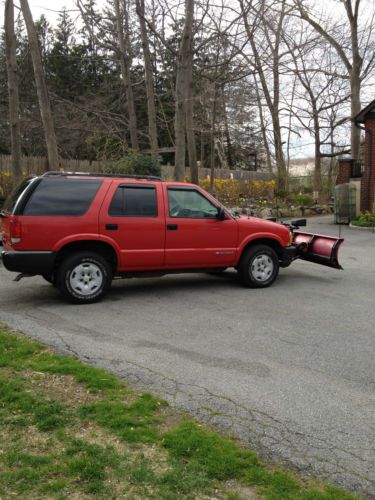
[56,252,112,304]
[238,245,279,288]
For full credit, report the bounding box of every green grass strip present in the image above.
[0,325,360,499]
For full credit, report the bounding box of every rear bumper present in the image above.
[1,250,56,275]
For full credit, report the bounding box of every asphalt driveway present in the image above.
[1,215,374,496]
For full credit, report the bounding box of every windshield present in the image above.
[2,177,35,214]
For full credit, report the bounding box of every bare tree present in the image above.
[185,0,198,184]
[4,0,22,180]
[136,0,158,158]
[113,0,139,151]
[239,0,289,189]
[174,0,196,182]
[20,0,59,168]
[296,0,375,160]
[283,22,351,195]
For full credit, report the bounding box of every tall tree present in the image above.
[296,0,375,160]
[20,0,59,168]
[174,0,196,182]
[4,0,22,180]
[184,0,198,184]
[113,0,139,151]
[239,0,288,189]
[136,0,158,158]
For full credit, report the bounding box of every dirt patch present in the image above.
[154,405,185,433]
[28,371,100,406]
[221,480,260,499]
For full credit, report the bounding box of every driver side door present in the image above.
[164,186,238,267]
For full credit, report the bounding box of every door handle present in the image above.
[105,224,118,231]
[167,224,178,230]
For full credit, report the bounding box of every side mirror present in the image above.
[217,207,226,220]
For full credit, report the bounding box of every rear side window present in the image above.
[109,185,157,217]
[23,178,102,216]
[3,177,36,214]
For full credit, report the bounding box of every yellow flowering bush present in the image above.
[198,178,275,206]
[0,171,14,199]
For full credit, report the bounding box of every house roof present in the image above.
[354,99,375,123]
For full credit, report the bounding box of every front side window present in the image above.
[168,188,219,218]
[23,178,102,216]
[109,185,157,217]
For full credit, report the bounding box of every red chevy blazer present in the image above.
[0,172,343,304]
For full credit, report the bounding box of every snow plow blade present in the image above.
[293,231,344,270]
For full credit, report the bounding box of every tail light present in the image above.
[10,219,22,244]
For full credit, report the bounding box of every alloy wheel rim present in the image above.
[69,263,103,296]
[251,254,274,282]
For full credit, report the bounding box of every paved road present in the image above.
[1,216,374,497]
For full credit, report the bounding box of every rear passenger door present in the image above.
[99,182,165,270]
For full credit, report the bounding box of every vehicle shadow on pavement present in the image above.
[109,271,241,298]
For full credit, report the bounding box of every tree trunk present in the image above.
[200,129,205,167]
[20,0,59,169]
[174,63,186,181]
[184,0,197,184]
[114,0,139,151]
[222,84,234,168]
[174,0,195,182]
[136,0,158,158]
[254,77,272,173]
[210,84,218,191]
[5,0,22,181]
[350,67,361,159]
[313,118,322,195]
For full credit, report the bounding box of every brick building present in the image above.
[336,100,375,214]
[354,100,375,212]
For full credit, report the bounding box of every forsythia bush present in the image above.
[0,171,14,199]
[198,178,275,206]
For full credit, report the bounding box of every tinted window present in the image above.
[23,178,102,216]
[109,185,157,217]
[168,188,219,218]
[3,177,36,214]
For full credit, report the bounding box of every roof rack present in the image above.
[42,171,162,181]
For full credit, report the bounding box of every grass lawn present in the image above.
[0,323,359,499]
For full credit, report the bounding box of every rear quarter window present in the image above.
[2,177,36,214]
[23,178,102,216]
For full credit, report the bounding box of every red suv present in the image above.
[0,172,343,304]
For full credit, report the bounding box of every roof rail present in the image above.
[42,171,162,181]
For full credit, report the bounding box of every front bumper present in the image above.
[1,250,56,275]
[280,245,300,267]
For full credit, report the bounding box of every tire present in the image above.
[56,252,112,304]
[238,245,279,288]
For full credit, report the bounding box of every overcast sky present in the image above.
[0,0,80,26]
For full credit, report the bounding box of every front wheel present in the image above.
[238,245,279,288]
[56,252,112,304]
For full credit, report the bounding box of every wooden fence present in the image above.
[0,155,273,181]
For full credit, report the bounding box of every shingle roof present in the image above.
[353,99,375,123]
